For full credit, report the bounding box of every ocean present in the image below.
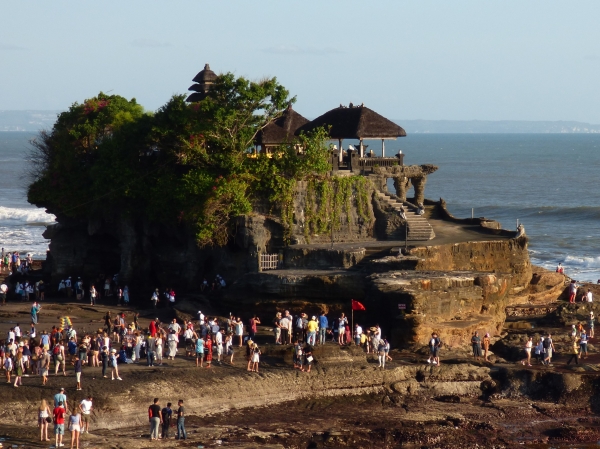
[1,131,599,282]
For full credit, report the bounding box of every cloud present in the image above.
[131,38,172,48]
[0,42,26,51]
[263,45,343,56]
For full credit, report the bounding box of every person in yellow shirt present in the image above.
[306,317,319,346]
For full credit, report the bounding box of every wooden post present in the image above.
[382,139,385,157]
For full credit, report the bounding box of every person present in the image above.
[226,333,234,364]
[543,334,555,365]
[483,333,491,362]
[161,402,172,440]
[556,263,564,274]
[235,318,244,347]
[204,335,213,368]
[53,400,66,448]
[68,410,82,449]
[354,323,363,346]
[38,399,52,442]
[31,302,41,324]
[89,285,97,306]
[176,399,186,440]
[13,352,24,387]
[521,336,533,366]
[248,315,260,339]
[250,343,261,372]
[427,332,441,365]
[54,387,69,413]
[146,335,155,367]
[79,396,93,434]
[123,285,130,304]
[273,312,282,344]
[148,398,162,441]
[280,312,291,345]
[73,354,82,390]
[110,348,122,380]
[535,337,544,364]
[167,328,179,360]
[580,329,589,359]
[194,335,204,368]
[589,312,595,339]
[54,340,66,376]
[318,312,328,345]
[293,339,303,369]
[4,354,13,384]
[38,280,45,301]
[377,339,386,369]
[306,316,318,346]
[40,347,51,385]
[338,313,348,345]
[566,336,580,365]
[302,344,313,373]
[151,289,159,309]
[471,332,482,361]
[586,289,593,303]
[569,280,578,304]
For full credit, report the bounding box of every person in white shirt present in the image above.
[198,311,204,324]
[215,330,223,364]
[586,289,593,303]
[14,325,21,342]
[79,396,93,433]
[354,324,363,346]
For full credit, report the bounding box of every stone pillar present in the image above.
[393,176,409,202]
[412,176,427,205]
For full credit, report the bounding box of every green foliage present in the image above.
[27,74,334,247]
[302,176,373,243]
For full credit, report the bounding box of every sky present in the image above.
[1,1,600,123]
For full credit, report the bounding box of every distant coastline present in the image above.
[2,110,600,134]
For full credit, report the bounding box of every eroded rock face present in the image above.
[368,270,513,348]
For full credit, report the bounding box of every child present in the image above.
[250,344,261,373]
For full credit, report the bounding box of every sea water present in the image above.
[1,131,600,281]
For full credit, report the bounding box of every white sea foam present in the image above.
[0,206,55,225]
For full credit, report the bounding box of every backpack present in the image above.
[53,345,61,355]
[542,339,550,349]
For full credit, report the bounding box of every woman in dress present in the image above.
[13,352,24,387]
[155,332,164,365]
[250,343,261,373]
[167,329,178,360]
[38,399,51,441]
[68,410,82,449]
[204,336,213,368]
[235,318,244,347]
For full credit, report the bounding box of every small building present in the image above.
[255,105,309,155]
[186,64,217,103]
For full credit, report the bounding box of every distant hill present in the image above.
[0,111,60,132]
[396,120,600,134]
[3,111,600,134]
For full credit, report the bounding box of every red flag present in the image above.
[352,299,366,311]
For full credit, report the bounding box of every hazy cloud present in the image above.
[0,42,26,51]
[131,38,172,48]
[263,45,343,56]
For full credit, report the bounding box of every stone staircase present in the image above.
[375,190,435,241]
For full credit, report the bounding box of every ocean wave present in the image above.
[0,206,55,225]
[564,255,600,269]
[472,205,600,221]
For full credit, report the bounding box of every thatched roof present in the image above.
[256,105,309,145]
[192,64,217,84]
[186,64,217,103]
[296,104,406,140]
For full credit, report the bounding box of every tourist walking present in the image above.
[580,329,589,359]
[74,354,82,390]
[176,399,186,440]
[53,400,66,448]
[543,334,555,365]
[146,336,155,366]
[566,336,580,365]
[195,336,204,367]
[204,335,213,368]
[54,387,69,413]
[273,312,282,344]
[235,318,244,347]
[101,346,109,377]
[306,316,318,346]
[31,302,41,324]
[302,344,313,373]
[590,312,595,338]
[148,398,162,441]
[89,285,97,306]
[248,315,260,339]
[41,347,50,385]
[79,396,93,433]
[68,410,82,449]
[38,399,51,442]
[569,280,577,303]
[427,332,441,365]
[377,339,386,369]
[13,352,24,387]
[521,336,533,366]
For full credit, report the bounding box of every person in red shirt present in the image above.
[53,401,66,447]
[149,319,157,338]
[249,315,261,339]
